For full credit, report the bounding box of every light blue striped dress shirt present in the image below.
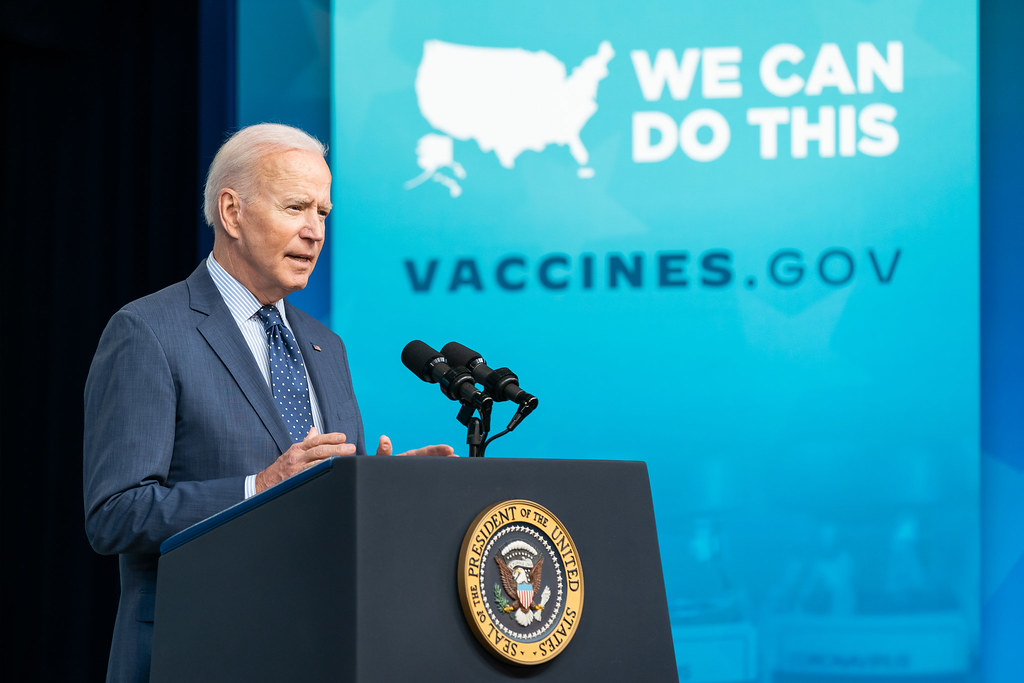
[206,254,325,498]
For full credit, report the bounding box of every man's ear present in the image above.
[218,189,243,239]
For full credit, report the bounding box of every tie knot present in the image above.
[256,305,284,331]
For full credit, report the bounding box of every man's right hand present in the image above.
[254,428,355,494]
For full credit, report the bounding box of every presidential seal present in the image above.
[457,500,584,665]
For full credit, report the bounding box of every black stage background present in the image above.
[1,3,199,680]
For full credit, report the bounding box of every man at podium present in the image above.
[83,123,453,682]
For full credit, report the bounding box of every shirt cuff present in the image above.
[244,474,257,499]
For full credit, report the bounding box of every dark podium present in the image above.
[151,456,677,681]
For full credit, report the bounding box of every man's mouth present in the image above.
[286,254,314,264]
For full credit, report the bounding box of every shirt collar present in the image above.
[206,253,289,326]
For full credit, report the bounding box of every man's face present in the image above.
[231,149,332,304]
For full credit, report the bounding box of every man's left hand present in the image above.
[376,435,456,457]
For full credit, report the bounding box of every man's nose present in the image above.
[301,212,325,241]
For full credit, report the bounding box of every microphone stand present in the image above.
[457,395,492,457]
[477,398,538,456]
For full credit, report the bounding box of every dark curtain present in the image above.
[0,3,201,680]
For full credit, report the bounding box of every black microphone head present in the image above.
[442,341,484,370]
[401,340,446,382]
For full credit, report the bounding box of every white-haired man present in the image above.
[84,123,453,682]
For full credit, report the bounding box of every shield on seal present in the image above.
[517,582,534,611]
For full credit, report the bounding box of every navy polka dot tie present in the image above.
[256,305,314,443]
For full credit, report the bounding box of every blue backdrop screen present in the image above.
[242,1,982,679]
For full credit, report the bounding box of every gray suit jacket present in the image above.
[83,262,364,682]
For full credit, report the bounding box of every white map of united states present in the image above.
[405,40,615,197]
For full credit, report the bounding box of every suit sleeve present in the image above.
[83,307,246,556]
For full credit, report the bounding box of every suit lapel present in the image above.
[186,264,294,455]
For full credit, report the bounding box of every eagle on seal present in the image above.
[496,555,544,615]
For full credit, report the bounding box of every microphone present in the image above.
[441,342,538,410]
[401,340,491,409]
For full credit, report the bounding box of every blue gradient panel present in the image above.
[980,1,1024,681]
[236,0,333,321]
[328,1,979,680]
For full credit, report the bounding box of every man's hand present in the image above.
[376,435,456,457]
[254,428,356,494]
